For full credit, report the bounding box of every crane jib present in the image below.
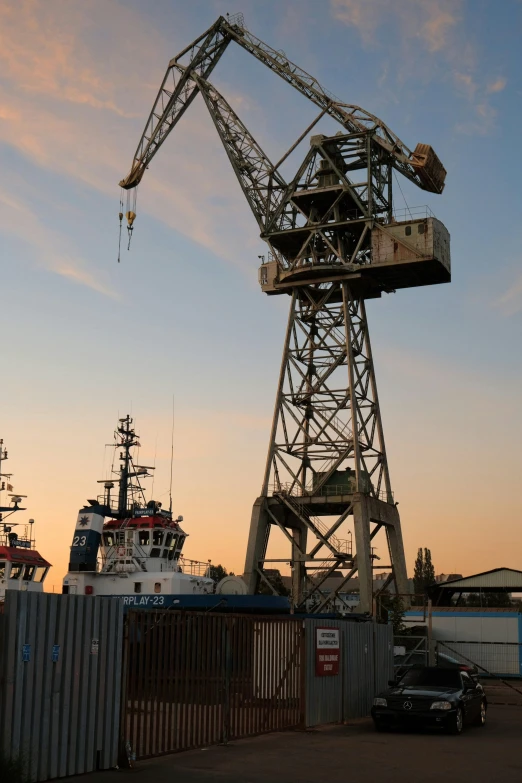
[118,15,446,196]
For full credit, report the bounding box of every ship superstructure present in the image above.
[0,438,50,598]
[62,415,214,603]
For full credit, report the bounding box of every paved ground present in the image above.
[67,705,522,783]
[482,679,522,706]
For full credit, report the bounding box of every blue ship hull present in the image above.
[119,593,291,613]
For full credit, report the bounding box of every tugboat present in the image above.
[62,415,215,605]
[0,438,51,598]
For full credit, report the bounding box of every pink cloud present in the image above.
[487,77,507,93]
[331,0,461,51]
[0,183,118,297]
[0,0,261,274]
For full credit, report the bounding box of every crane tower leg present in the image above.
[243,282,409,614]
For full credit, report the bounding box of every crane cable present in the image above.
[118,187,138,261]
[118,189,124,263]
[393,171,413,222]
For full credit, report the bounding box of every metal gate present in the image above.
[121,611,304,759]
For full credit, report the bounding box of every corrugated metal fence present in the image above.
[0,592,123,781]
[304,619,393,727]
[122,611,304,759]
[1,596,393,775]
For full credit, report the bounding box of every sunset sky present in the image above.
[1,0,521,592]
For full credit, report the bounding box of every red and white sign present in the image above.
[315,627,340,676]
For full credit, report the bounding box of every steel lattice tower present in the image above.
[243,131,414,613]
[119,14,450,613]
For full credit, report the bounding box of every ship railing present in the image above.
[179,556,212,578]
[0,533,34,549]
[391,204,435,223]
[269,483,393,503]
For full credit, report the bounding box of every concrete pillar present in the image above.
[243,497,270,594]
[291,525,308,608]
[386,508,409,599]
[353,496,373,613]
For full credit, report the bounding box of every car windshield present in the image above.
[399,668,461,688]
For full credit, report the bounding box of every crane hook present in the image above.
[126,211,136,251]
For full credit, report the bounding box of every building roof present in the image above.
[0,546,51,566]
[430,568,522,591]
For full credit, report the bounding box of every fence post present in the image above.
[299,621,307,729]
[427,599,436,665]
[118,614,134,768]
[222,618,232,744]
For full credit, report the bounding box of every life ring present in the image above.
[117,546,126,557]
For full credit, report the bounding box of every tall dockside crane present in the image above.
[119,14,450,614]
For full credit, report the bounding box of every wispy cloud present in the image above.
[487,77,507,94]
[0,186,118,298]
[331,0,461,51]
[0,0,261,276]
[330,0,506,136]
[493,273,522,316]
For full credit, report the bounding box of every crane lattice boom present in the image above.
[119,15,446,195]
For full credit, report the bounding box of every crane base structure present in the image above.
[118,14,450,616]
[243,281,409,614]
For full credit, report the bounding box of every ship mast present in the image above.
[117,415,139,516]
[100,415,154,519]
[0,438,26,517]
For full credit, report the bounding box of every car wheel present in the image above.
[447,707,464,735]
[474,700,487,727]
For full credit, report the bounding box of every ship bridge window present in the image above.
[23,565,36,581]
[134,582,142,593]
[10,563,24,579]
[167,534,179,560]
[0,561,5,579]
[152,531,164,547]
[34,566,47,583]
[165,532,173,548]
[104,533,115,547]
[150,548,161,558]
[418,223,425,234]
[138,531,150,546]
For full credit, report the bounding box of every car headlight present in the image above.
[430,701,452,710]
[373,697,387,707]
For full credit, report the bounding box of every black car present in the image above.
[394,650,479,680]
[371,666,487,734]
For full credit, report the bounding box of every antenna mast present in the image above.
[169,396,175,514]
[117,415,138,516]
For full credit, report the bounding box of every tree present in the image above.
[258,570,290,597]
[208,564,234,583]
[379,594,406,634]
[424,548,436,587]
[412,547,437,600]
[463,591,512,608]
[413,548,424,597]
